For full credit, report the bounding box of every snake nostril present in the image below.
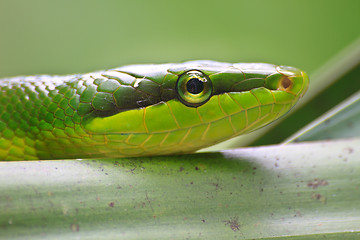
[280,76,292,90]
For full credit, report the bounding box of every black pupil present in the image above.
[186,78,204,94]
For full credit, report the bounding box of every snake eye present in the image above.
[176,70,212,107]
[186,78,204,94]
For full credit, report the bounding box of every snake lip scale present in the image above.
[0,60,309,160]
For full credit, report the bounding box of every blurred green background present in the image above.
[0,0,359,78]
[0,0,359,147]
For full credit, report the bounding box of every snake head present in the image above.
[82,61,309,157]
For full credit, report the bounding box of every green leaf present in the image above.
[1,138,360,239]
[286,90,360,142]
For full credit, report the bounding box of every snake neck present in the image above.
[0,68,180,160]
[0,75,104,159]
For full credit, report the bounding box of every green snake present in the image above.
[0,61,309,160]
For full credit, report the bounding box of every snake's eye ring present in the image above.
[176,70,212,107]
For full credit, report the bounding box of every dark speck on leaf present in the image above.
[307,179,328,189]
[312,193,321,200]
[312,193,327,203]
[224,216,240,232]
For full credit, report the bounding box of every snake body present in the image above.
[0,61,309,160]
